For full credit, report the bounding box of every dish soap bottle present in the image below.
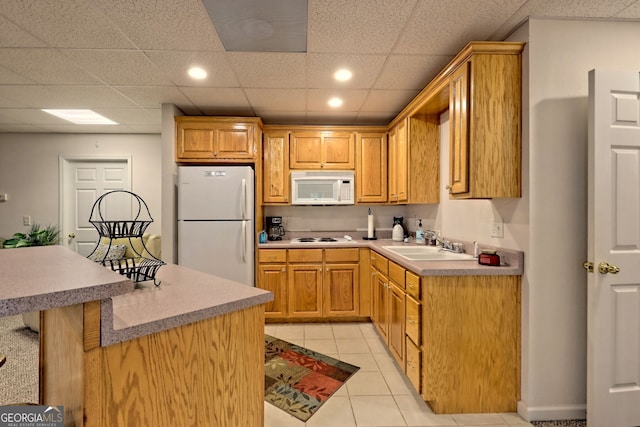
[416,219,425,245]
[392,222,404,242]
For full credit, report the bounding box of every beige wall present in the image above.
[0,133,162,239]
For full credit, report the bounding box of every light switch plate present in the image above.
[491,221,504,238]
[0,193,7,201]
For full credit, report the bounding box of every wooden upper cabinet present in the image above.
[175,117,262,163]
[447,46,522,199]
[388,116,439,204]
[449,63,470,196]
[289,131,355,169]
[356,132,387,203]
[262,132,289,204]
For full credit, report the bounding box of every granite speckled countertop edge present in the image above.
[258,238,524,276]
[100,263,273,346]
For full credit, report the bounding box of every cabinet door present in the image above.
[388,282,405,366]
[288,264,323,317]
[322,133,355,169]
[289,132,323,168]
[176,122,215,160]
[289,131,355,169]
[405,338,422,392]
[448,62,470,195]
[257,264,287,318]
[373,273,389,341]
[387,126,398,202]
[263,132,289,204]
[356,132,387,203]
[324,262,359,317]
[395,119,408,203]
[214,124,254,159]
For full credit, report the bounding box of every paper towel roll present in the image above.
[367,214,374,238]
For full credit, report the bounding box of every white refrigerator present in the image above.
[177,166,255,286]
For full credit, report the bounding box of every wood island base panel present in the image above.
[41,303,265,427]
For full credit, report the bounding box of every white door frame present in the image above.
[58,155,132,246]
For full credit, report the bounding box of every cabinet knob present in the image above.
[213,151,218,156]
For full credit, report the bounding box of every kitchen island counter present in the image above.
[1,245,272,427]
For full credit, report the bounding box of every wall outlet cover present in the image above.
[491,221,504,238]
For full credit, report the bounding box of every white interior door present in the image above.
[587,69,640,427]
[60,157,131,256]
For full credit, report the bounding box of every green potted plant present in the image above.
[2,224,60,248]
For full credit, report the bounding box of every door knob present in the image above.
[598,261,620,274]
[583,261,593,273]
[68,232,76,238]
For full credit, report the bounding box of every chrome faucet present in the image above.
[441,240,465,253]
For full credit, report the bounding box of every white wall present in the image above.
[160,104,183,263]
[516,18,640,421]
[0,133,162,239]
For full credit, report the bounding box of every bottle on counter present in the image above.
[416,219,425,245]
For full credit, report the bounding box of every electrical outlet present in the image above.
[0,193,7,202]
[491,221,504,238]
[23,215,31,226]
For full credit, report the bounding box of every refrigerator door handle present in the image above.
[241,220,247,262]
[241,178,247,220]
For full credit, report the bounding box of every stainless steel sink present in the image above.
[382,245,474,261]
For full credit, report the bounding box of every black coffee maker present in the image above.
[266,216,285,241]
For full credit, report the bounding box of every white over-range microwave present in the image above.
[291,171,355,205]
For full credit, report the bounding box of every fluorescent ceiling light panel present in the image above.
[42,109,117,125]
[203,0,307,52]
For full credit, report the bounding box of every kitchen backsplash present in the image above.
[263,204,440,236]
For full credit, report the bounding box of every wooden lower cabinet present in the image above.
[422,275,521,414]
[257,249,287,318]
[388,282,405,365]
[258,248,365,320]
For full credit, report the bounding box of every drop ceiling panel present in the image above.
[145,51,239,87]
[245,89,306,111]
[90,0,225,51]
[305,111,359,125]
[92,108,161,125]
[261,111,308,125]
[394,0,529,55]
[113,86,197,110]
[1,0,135,49]
[228,52,306,88]
[0,48,102,85]
[361,89,420,113]
[307,0,417,54]
[375,54,454,90]
[0,15,47,47]
[0,85,141,109]
[179,87,252,111]
[60,50,174,86]
[306,54,387,89]
[306,88,369,111]
[0,65,34,85]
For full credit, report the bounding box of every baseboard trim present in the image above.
[518,401,587,422]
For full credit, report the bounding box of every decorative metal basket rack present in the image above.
[87,190,165,286]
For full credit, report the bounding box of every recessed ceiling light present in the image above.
[334,69,352,82]
[328,97,343,108]
[42,109,117,125]
[188,66,207,80]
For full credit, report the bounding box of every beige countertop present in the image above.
[101,264,272,346]
[0,245,135,316]
[258,238,524,276]
[0,245,273,347]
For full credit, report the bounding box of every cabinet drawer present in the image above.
[370,251,388,275]
[405,271,420,299]
[288,249,323,263]
[388,261,405,288]
[405,338,422,392]
[325,248,359,263]
[405,296,421,345]
[258,249,287,263]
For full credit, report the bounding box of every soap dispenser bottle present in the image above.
[416,219,425,245]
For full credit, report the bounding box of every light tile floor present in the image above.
[264,322,533,427]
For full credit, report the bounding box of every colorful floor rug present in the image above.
[264,335,360,421]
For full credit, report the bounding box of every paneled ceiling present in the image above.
[0,0,639,134]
